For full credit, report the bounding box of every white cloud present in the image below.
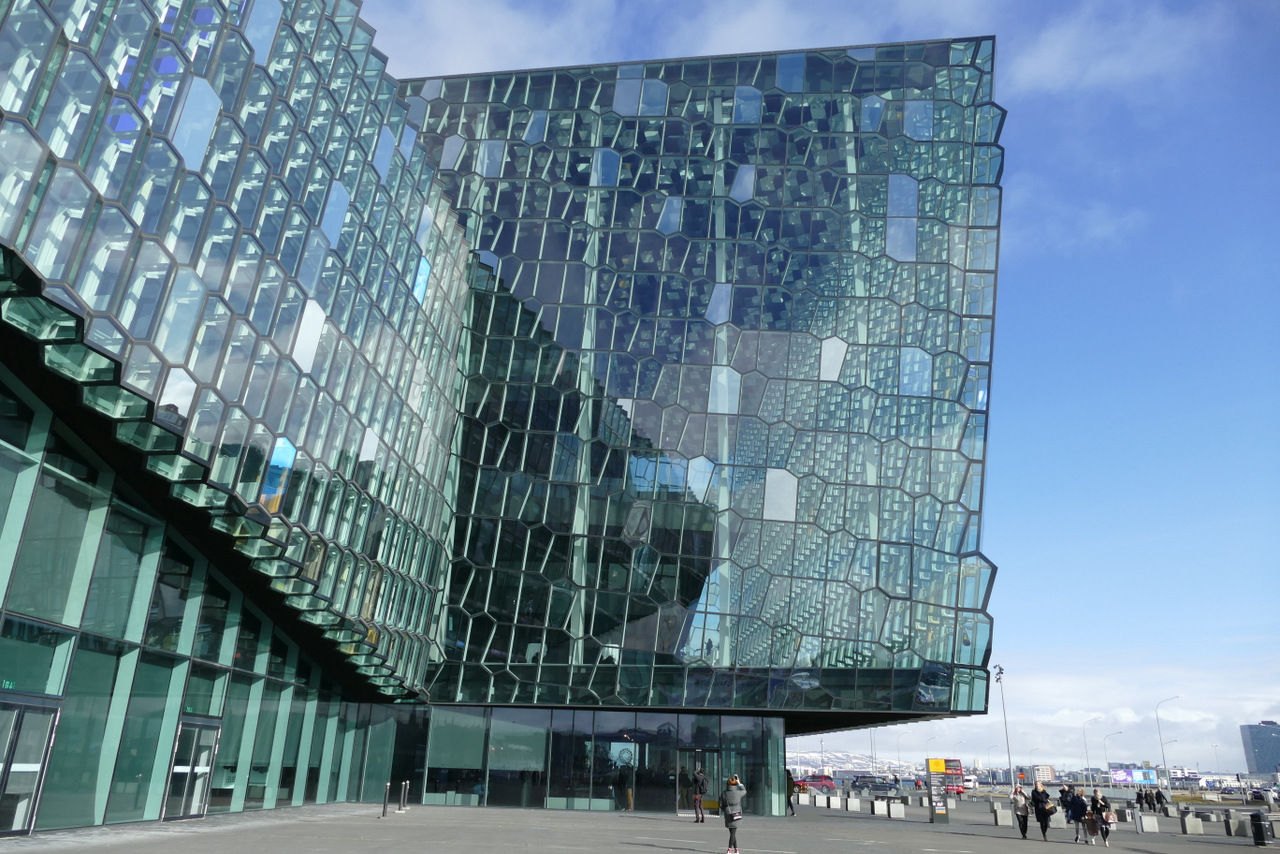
[1000,172,1147,257]
[360,0,624,78]
[790,658,1280,775]
[1003,1,1234,99]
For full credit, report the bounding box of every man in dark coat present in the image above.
[692,766,709,822]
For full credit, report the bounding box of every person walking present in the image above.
[1134,787,1144,811]
[1154,788,1166,809]
[721,774,746,854]
[1145,789,1156,811]
[1011,784,1032,839]
[1032,780,1055,841]
[785,769,797,816]
[1066,788,1089,843]
[693,766,709,822]
[1091,788,1113,847]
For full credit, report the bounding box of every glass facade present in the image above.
[0,0,1002,833]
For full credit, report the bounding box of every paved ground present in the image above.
[3,798,1267,853]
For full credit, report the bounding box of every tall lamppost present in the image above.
[1212,743,1220,773]
[1155,696,1179,791]
[1102,731,1122,788]
[1163,740,1178,790]
[870,729,877,776]
[994,665,1015,795]
[820,738,825,774]
[1082,716,1102,787]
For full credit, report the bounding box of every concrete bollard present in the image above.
[887,801,905,819]
[1225,818,1251,836]
[1049,812,1067,829]
[1180,815,1203,834]
[1139,815,1159,833]
[994,810,1014,827]
[844,797,860,812]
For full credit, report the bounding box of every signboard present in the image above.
[1109,769,1157,785]
[927,758,949,824]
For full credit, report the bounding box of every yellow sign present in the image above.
[928,758,946,773]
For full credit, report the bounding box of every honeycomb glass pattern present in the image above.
[0,0,476,696]
[403,40,1003,716]
[0,0,1003,725]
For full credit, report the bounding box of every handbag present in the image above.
[1044,802,1057,815]
[730,811,743,821]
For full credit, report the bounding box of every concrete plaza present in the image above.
[2,798,1266,853]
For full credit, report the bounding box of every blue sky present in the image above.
[357,0,1280,775]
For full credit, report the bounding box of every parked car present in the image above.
[846,775,901,797]
[802,774,837,795]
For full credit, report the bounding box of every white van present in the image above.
[963,775,978,790]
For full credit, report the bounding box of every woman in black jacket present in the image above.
[1031,780,1055,841]
[720,775,746,854]
[1091,788,1112,847]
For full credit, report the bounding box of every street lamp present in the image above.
[1102,731,1122,788]
[1212,743,1219,773]
[994,665,1015,794]
[1163,740,1178,790]
[1155,696,1179,792]
[870,729,877,776]
[1082,716,1102,787]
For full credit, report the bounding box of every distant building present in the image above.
[1242,721,1280,774]
[1014,764,1054,784]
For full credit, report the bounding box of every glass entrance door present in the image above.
[678,748,720,813]
[163,723,220,820]
[0,702,58,836]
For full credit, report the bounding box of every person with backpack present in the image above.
[693,766,710,822]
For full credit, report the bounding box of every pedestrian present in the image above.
[693,766,709,822]
[1067,787,1089,843]
[721,774,746,854]
[1154,788,1166,808]
[786,769,797,816]
[1091,788,1113,847]
[1134,787,1144,811]
[1145,789,1156,811]
[1031,780,1055,841]
[1010,784,1031,839]
[1059,784,1072,813]
[679,766,692,810]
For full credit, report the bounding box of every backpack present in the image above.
[695,775,709,795]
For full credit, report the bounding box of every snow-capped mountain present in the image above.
[784,749,920,777]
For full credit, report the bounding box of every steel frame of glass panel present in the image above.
[0,0,1003,829]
